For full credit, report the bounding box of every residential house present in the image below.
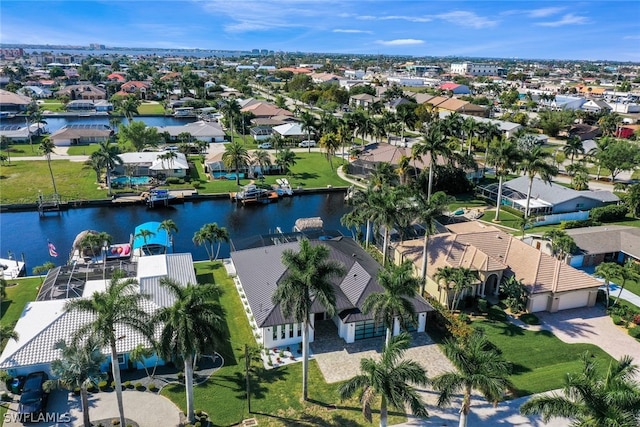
[240,101,293,119]
[115,151,189,178]
[57,84,107,100]
[394,222,601,313]
[50,124,113,146]
[0,253,196,377]
[581,99,612,114]
[0,89,32,112]
[440,82,471,95]
[154,120,226,143]
[349,93,379,109]
[231,235,434,348]
[479,176,619,224]
[564,225,640,268]
[204,150,278,176]
[117,81,151,99]
[272,122,306,140]
[250,126,273,141]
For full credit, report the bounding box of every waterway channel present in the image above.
[0,192,352,272]
[3,115,194,133]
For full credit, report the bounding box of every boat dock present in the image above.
[0,256,26,280]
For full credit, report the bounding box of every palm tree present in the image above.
[39,135,58,195]
[523,148,560,204]
[90,139,123,195]
[65,270,153,427]
[487,137,520,222]
[300,111,317,153]
[432,332,514,427]
[319,132,340,170]
[412,123,452,200]
[563,135,584,165]
[47,338,106,427]
[272,238,345,401]
[587,136,613,181]
[192,223,229,261]
[129,344,158,380]
[520,352,640,426]
[222,140,250,185]
[158,219,178,253]
[135,228,156,255]
[276,148,297,175]
[0,324,18,343]
[221,98,242,138]
[362,261,420,348]
[462,116,478,155]
[368,186,408,265]
[338,332,429,427]
[613,260,640,306]
[0,277,7,304]
[413,190,452,294]
[155,278,227,423]
[252,149,271,177]
[595,262,623,308]
[434,266,478,311]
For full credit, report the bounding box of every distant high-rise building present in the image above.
[0,48,24,59]
[89,43,105,50]
[251,49,260,55]
[451,62,499,76]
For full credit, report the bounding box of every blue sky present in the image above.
[1,1,639,61]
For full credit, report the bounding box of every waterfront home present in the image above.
[0,253,196,377]
[153,120,225,143]
[564,225,640,268]
[393,222,602,313]
[115,151,189,179]
[50,124,113,146]
[231,235,434,349]
[0,89,32,112]
[56,84,107,100]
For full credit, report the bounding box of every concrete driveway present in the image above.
[3,389,182,427]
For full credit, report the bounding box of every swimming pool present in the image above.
[111,176,153,186]
[212,172,245,180]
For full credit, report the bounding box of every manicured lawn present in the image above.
[0,277,41,351]
[448,194,488,211]
[66,144,100,156]
[136,102,166,115]
[189,152,349,194]
[474,318,614,397]
[40,100,66,112]
[3,143,42,157]
[0,160,107,204]
[161,261,405,426]
[480,209,522,230]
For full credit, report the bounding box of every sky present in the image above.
[1,1,639,61]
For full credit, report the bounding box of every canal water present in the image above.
[0,192,352,272]
[3,115,194,133]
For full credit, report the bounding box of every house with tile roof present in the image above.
[240,101,293,119]
[50,124,113,146]
[0,254,196,377]
[231,236,434,348]
[0,89,32,112]
[115,151,189,178]
[393,222,601,313]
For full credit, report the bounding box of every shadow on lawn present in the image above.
[216,366,288,401]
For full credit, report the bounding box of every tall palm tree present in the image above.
[487,137,520,222]
[300,111,317,154]
[521,352,640,426]
[252,149,271,177]
[563,135,584,165]
[362,261,420,348]
[155,278,227,423]
[368,186,407,266]
[276,148,297,175]
[90,139,123,195]
[338,333,429,427]
[47,338,106,427]
[65,270,153,427]
[272,238,345,401]
[39,135,58,195]
[432,332,513,427]
[192,223,229,261]
[587,136,613,181]
[413,190,452,293]
[0,324,18,343]
[433,266,477,311]
[412,123,451,200]
[462,117,478,155]
[222,140,250,185]
[519,146,558,218]
[158,219,178,253]
[319,132,340,170]
[221,99,242,139]
[595,262,623,308]
[345,185,376,248]
[135,229,156,255]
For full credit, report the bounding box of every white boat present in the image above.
[0,257,25,280]
[231,184,278,204]
[142,190,177,207]
[275,178,293,196]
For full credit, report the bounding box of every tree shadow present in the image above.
[494,322,526,337]
[295,172,319,180]
[0,300,11,320]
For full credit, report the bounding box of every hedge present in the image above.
[590,204,628,222]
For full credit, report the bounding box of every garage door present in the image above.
[557,291,590,311]
[529,294,549,312]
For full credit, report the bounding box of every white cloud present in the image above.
[379,15,432,23]
[376,39,424,46]
[333,29,372,34]
[434,11,498,29]
[623,35,640,40]
[528,7,565,18]
[356,15,377,21]
[537,13,589,27]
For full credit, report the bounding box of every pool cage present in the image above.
[477,182,554,216]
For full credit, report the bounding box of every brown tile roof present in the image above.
[396,222,601,295]
[241,102,293,118]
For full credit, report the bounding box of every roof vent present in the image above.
[352,253,357,257]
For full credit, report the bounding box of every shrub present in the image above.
[194,422,201,427]
[110,381,116,388]
[559,219,601,229]
[488,306,507,321]
[458,313,471,324]
[519,313,540,325]
[590,204,628,222]
[477,298,488,313]
[135,382,145,391]
[195,410,203,417]
[148,383,158,392]
[111,419,120,426]
[1,392,11,402]
[633,314,640,325]
[612,315,625,326]
[98,380,108,391]
[192,181,201,189]
[166,177,184,185]
[629,327,640,340]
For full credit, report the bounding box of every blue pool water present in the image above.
[111,176,153,186]
[212,172,245,180]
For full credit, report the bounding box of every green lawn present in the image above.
[0,277,42,351]
[0,160,107,204]
[474,318,614,397]
[136,102,166,115]
[66,144,100,156]
[39,100,66,113]
[480,208,522,230]
[3,143,42,157]
[161,262,405,426]
[448,194,488,212]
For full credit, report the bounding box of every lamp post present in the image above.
[102,240,109,282]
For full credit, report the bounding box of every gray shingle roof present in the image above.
[565,225,640,258]
[231,237,434,328]
[504,176,619,205]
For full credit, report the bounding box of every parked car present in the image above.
[257,142,272,149]
[298,140,316,148]
[18,371,49,421]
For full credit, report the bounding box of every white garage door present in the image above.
[529,294,549,313]
[557,291,590,311]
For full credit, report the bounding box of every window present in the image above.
[289,323,294,338]
[272,327,278,341]
[117,354,126,365]
[297,323,302,337]
[281,325,286,339]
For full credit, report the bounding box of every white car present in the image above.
[298,140,316,148]
[257,142,272,149]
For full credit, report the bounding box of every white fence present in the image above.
[533,210,589,226]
